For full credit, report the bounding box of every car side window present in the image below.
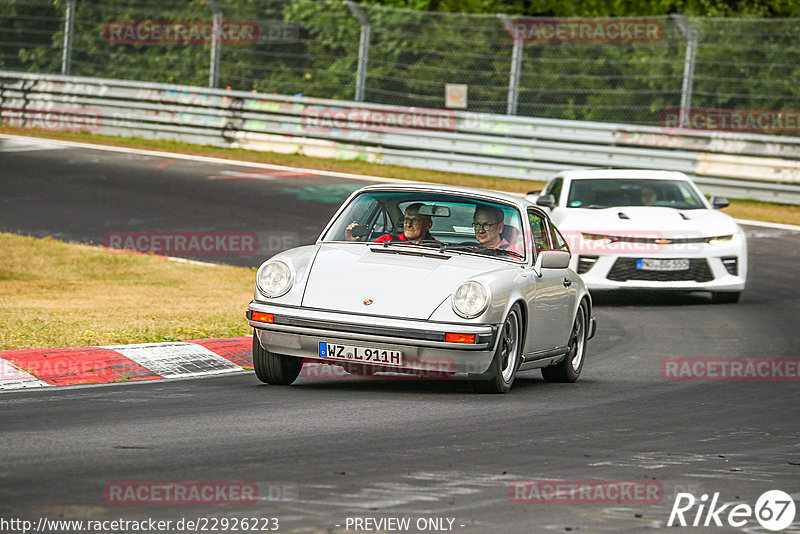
[548,222,570,252]
[544,177,563,203]
[527,210,550,253]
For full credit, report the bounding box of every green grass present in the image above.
[0,233,254,350]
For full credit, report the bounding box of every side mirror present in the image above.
[710,196,730,209]
[536,194,557,208]
[537,250,571,270]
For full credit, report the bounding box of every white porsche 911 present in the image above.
[531,170,747,303]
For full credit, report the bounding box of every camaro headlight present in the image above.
[452,281,489,319]
[581,233,613,245]
[256,261,293,298]
[708,233,741,246]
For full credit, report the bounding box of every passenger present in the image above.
[345,202,434,244]
[472,204,523,255]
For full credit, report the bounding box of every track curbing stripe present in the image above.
[99,341,243,379]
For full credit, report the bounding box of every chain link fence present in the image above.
[1,0,800,127]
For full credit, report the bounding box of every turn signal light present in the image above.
[251,311,274,323]
[445,333,476,344]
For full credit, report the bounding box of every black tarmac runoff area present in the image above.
[1,136,799,533]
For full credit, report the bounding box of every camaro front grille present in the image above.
[606,258,714,282]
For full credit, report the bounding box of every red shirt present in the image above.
[374,232,435,244]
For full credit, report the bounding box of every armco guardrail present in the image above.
[2,71,800,204]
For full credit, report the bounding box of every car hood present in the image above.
[302,245,501,320]
[553,206,740,238]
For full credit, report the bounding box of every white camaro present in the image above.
[531,169,747,303]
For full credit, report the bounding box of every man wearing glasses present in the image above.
[472,204,523,254]
[345,202,434,244]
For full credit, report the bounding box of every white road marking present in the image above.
[0,358,50,390]
[100,342,241,378]
[0,138,66,152]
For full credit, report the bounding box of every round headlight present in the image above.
[452,281,489,319]
[256,261,293,298]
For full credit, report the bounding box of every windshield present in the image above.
[566,179,706,210]
[322,191,526,261]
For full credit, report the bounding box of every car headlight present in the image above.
[708,233,741,246]
[256,261,293,298]
[581,233,613,245]
[452,281,489,319]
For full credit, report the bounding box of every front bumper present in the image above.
[573,254,746,292]
[247,301,500,375]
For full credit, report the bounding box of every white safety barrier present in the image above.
[2,71,799,203]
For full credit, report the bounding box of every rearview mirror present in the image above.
[418,204,450,217]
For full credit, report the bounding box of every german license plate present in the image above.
[636,258,690,271]
[318,342,402,367]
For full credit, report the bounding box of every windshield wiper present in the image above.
[437,243,483,253]
[483,247,524,259]
[436,242,523,259]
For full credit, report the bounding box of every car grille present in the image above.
[607,258,714,282]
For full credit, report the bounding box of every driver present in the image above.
[473,204,523,254]
[345,202,434,244]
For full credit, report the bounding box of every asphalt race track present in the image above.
[1,136,799,533]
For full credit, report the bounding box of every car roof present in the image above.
[554,169,693,182]
[354,182,534,210]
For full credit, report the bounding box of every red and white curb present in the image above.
[0,337,253,391]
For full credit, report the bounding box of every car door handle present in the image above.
[563,277,572,287]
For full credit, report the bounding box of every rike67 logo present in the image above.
[668,490,796,531]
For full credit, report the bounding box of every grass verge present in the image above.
[0,233,254,351]
[3,126,799,225]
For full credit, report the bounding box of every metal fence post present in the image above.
[61,0,75,75]
[346,1,370,102]
[206,0,223,89]
[498,15,522,116]
[673,15,697,128]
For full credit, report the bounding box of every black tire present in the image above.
[252,331,302,385]
[711,291,740,304]
[472,305,523,394]
[542,301,588,383]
